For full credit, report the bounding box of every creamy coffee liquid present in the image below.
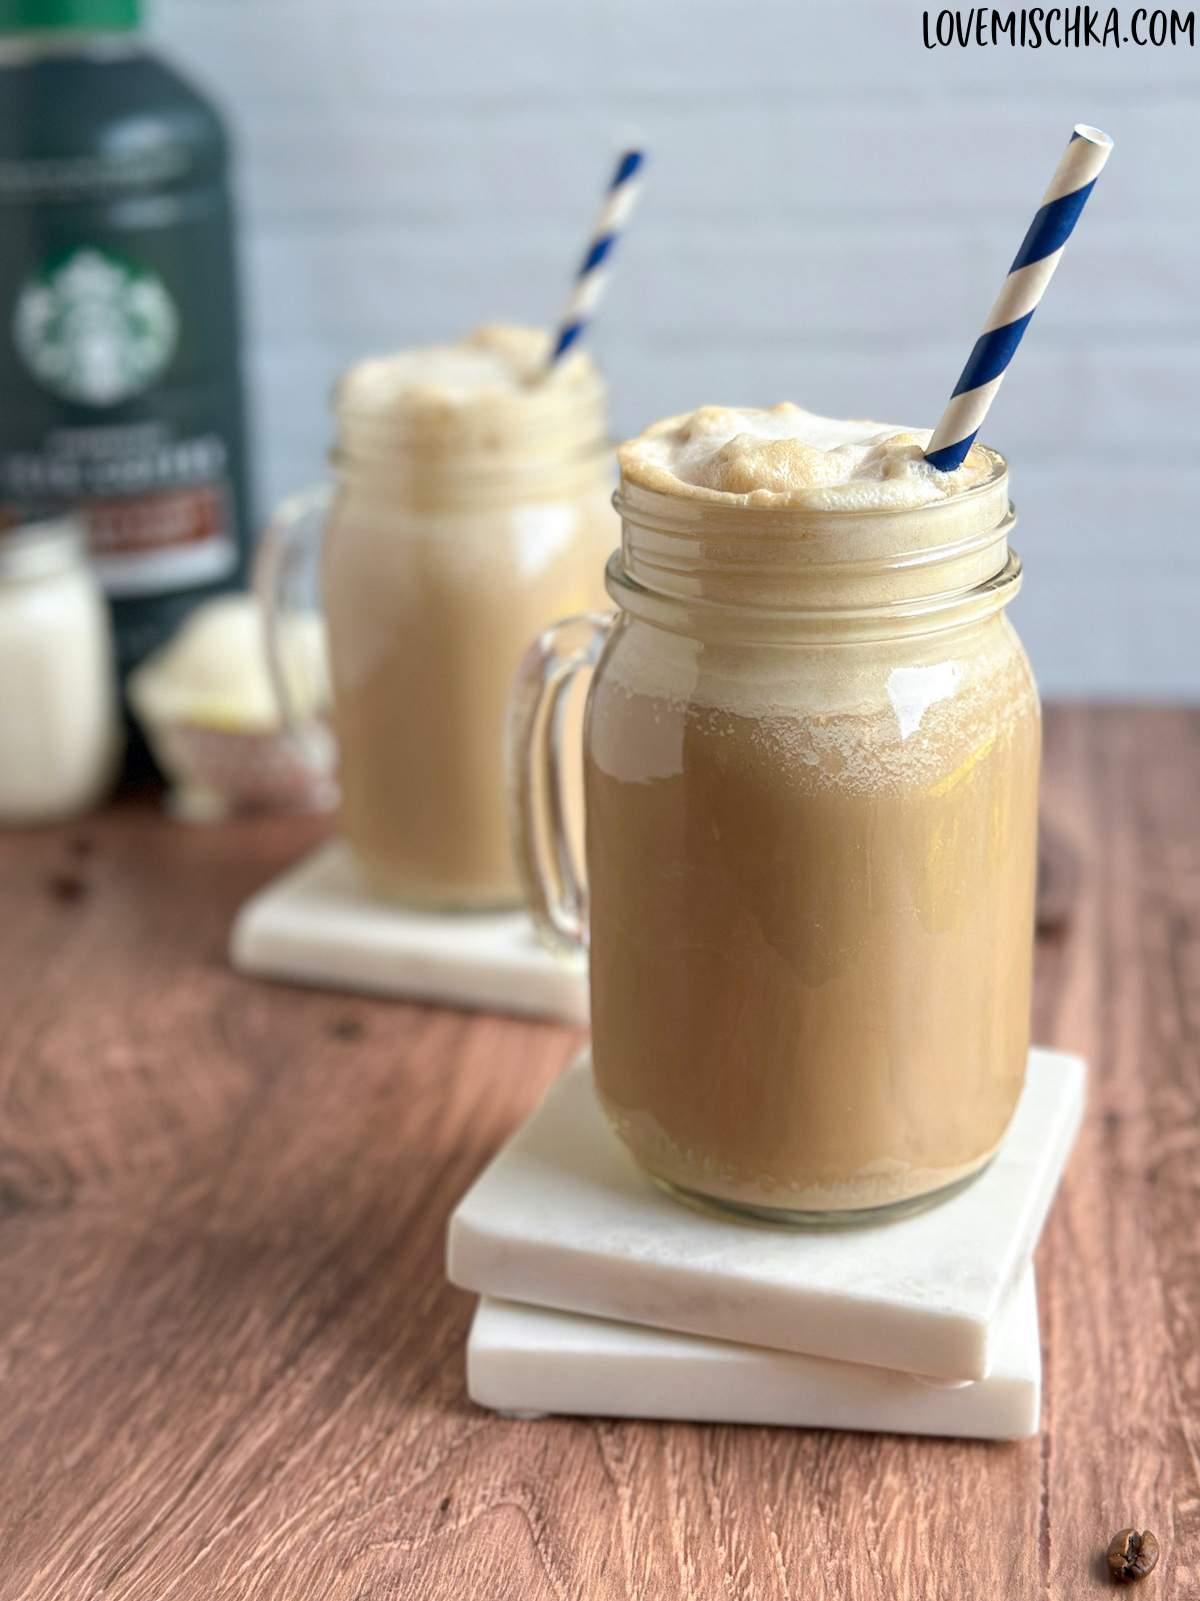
[586,404,1039,1216]
[324,325,615,907]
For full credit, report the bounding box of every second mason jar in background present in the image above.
[263,324,617,910]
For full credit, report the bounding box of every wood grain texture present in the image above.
[0,704,1196,1600]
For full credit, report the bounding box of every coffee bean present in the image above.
[1107,1528,1159,1583]
[46,873,88,906]
[328,1016,365,1043]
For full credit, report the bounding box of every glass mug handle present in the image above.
[254,482,337,774]
[509,612,614,959]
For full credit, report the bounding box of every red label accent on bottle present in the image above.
[84,483,236,597]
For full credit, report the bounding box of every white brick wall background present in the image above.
[152,0,1200,697]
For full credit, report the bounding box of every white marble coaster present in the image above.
[467,1267,1041,1439]
[447,1048,1084,1381]
[229,840,588,1024]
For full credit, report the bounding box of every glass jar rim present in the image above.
[328,432,614,493]
[610,449,1018,638]
[606,545,1025,643]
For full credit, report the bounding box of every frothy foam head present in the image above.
[618,403,1000,510]
[337,323,601,420]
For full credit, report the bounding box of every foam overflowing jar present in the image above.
[333,361,611,509]
[511,407,1041,1222]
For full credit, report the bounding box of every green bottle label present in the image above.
[14,244,178,406]
[1,222,241,605]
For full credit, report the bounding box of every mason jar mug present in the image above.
[511,454,1040,1223]
[260,360,617,910]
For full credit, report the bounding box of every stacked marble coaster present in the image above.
[229,840,588,1023]
[447,1048,1086,1440]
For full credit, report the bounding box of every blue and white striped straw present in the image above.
[546,149,645,370]
[925,124,1113,472]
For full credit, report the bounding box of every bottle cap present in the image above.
[0,0,140,32]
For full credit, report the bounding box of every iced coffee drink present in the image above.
[512,402,1040,1221]
[323,324,615,907]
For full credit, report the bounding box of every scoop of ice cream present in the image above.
[618,403,999,510]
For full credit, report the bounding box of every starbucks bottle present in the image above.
[0,0,252,681]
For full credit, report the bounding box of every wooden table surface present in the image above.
[0,704,1196,1601]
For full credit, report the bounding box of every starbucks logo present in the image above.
[13,247,178,406]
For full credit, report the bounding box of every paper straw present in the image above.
[925,124,1113,472]
[546,149,645,370]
